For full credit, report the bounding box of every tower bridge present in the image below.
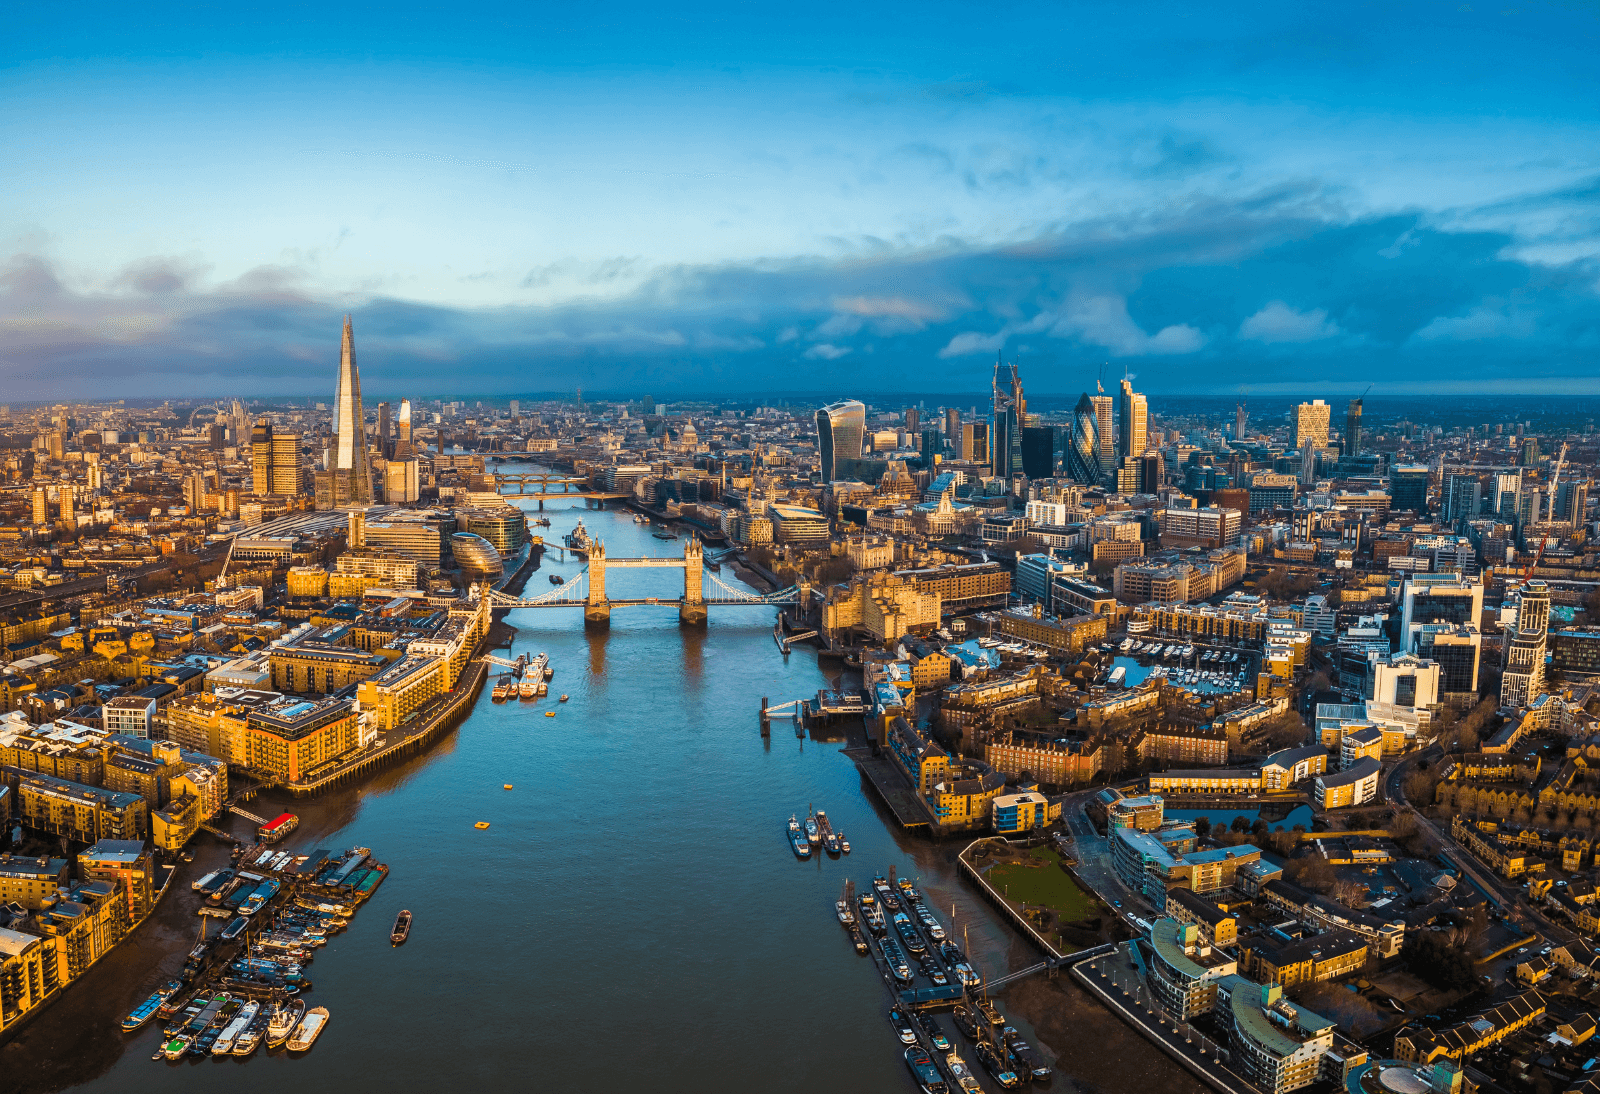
[486,539,808,626]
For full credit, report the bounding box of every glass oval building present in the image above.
[450,532,505,582]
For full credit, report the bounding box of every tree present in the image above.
[1402,930,1477,991]
[1230,815,1250,834]
[1193,816,1212,839]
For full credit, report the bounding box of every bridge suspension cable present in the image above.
[489,569,588,607]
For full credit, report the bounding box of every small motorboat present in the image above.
[549,574,563,585]
[558,694,569,702]
[391,909,411,945]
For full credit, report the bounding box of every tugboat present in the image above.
[549,574,563,584]
[391,909,412,945]
[267,998,305,1048]
[839,833,851,854]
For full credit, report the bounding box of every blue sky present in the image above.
[3,1,1598,399]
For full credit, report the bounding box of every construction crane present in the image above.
[1523,441,1569,579]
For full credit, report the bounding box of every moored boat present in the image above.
[835,899,855,926]
[803,814,820,846]
[945,1051,985,1094]
[905,1046,951,1094]
[122,991,165,1032]
[391,909,412,944]
[519,676,539,699]
[286,1005,329,1051]
[267,998,305,1047]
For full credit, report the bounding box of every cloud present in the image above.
[1048,293,1207,356]
[802,343,852,360]
[939,330,1007,358]
[1238,301,1343,343]
[1,196,1597,398]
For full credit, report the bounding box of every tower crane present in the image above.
[1523,441,1569,579]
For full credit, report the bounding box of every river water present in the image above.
[6,485,1201,1094]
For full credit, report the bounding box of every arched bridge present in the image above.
[486,539,808,625]
[493,471,629,504]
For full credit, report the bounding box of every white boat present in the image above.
[213,1000,259,1055]
[232,1015,265,1056]
[836,900,855,926]
[267,999,305,1047]
[1118,637,1133,651]
[287,1005,329,1052]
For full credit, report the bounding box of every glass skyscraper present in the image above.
[1067,393,1102,484]
[815,400,865,482]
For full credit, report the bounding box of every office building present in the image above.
[319,316,375,508]
[991,357,1025,479]
[1291,400,1331,449]
[1118,378,1147,460]
[1092,393,1115,476]
[944,407,960,443]
[1020,426,1054,479]
[1235,403,1249,441]
[1067,393,1102,484]
[1399,574,1483,635]
[959,420,988,464]
[1345,398,1362,455]
[815,400,865,482]
[1502,580,1550,707]
[1410,624,1481,700]
[1390,465,1429,513]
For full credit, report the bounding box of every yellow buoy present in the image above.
[503,784,513,790]
[545,711,555,717]
[474,822,491,830]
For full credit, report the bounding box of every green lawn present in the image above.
[985,849,1098,923]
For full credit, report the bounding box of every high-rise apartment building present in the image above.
[1502,580,1550,707]
[904,407,919,434]
[815,400,865,482]
[1118,378,1147,460]
[945,407,960,444]
[1291,400,1331,449]
[250,419,303,496]
[1443,474,1481,525]
[1493,472,1521,522]
[395,398,415,458]
[31,487,47,526]
[1556,479,1590,527]
[1344,398,1362,455]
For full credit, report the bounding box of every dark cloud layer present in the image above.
[2,193,1597,400]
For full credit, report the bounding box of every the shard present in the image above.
[332,315,374,504]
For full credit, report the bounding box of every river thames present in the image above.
[5,494,1200,1094]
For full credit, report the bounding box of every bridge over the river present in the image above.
[488,538,808,625]
[492,471,629,505]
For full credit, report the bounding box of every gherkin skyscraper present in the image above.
[1067,393,1102,484]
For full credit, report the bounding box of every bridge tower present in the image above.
[680,538,706,626]
[585,541,610,626]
